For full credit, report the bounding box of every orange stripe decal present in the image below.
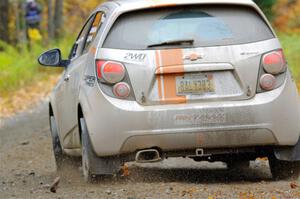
[155,50,163,100]
[161,49,186,104]
[155,65,186,75]
[162,74,186,104]
[147,0,177,8]
[160,49,184,67]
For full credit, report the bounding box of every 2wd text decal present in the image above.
[124,53,147,62]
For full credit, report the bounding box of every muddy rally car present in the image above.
[38,0,300,182]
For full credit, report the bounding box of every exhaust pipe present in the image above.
[135,149,162,163]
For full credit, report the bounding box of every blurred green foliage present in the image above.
[278,33,300,80]
[254,0,277,19]
[0,36,75,95]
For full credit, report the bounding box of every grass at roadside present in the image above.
[0,75,60,118]
[0,36,75,97]
[278,33,300,81]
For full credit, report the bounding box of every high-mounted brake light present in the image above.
[262,49,287,75]
[96,60,125,84]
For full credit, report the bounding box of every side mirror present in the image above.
[38,49,69,67]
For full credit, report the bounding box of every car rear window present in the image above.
[103,5,274,50]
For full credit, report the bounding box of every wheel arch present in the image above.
[77,103,84,143]
[49,102,54,116]
[49,102,55,128]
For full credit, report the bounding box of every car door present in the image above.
[58,12,105,148]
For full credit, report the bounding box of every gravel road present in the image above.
[0,102,299,199]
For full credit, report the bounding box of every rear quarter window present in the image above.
[103,5,274,50]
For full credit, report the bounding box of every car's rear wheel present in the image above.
[269,155,300,180]
[80,118,95,182]
[50,116,70,170]
[80,117,121,183]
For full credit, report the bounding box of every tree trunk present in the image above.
[48,0,54,39]
[15,1,20,44]
[0,0,9,43]
[54,0,63,38]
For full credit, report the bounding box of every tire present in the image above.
[269,155,300,180]
[50,116,69,170]
[226,160,250,170]
[80,118,121,183]
[80,118,95,182]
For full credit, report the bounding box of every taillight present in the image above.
[258,49,287,93]
[262,49,287,75]
[113,82,131,98]
[96,60,125,84]
[96,60,133,100]
[260,74,276,91]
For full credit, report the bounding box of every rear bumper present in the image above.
[80,73,300,156]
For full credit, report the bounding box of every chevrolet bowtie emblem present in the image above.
[183,52,203,61]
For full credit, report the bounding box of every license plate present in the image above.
[176,73,215,96]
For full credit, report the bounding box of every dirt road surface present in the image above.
[0,102,299,199]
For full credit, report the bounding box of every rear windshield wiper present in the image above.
[147,39,194,48]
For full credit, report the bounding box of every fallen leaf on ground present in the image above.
[121,164,130,177]
[239,192,255,199]
[181,187,197,198]
[50,176,61,193]
[290,182,299,189]
[256,157,268,161]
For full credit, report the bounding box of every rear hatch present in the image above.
[100,5,275,105]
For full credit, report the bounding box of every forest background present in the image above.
[0,0,299,116]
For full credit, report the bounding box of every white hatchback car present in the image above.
[38,0,300,182]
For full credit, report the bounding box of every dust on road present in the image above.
[0,102,299,199]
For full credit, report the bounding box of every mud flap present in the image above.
[274,137,300,161]
[80,118,121,175]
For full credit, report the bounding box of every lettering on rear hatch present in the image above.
[124,53,147,63]
[174,108,226,125]
[240,52,260,56]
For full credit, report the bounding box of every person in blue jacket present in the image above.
[25,0,42,29]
